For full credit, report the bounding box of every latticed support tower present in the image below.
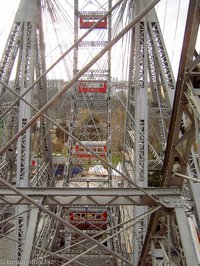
[123,0,175,263]
[0,0,52,261]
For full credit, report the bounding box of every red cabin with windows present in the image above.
[69,210,107,230]
[75,141,107,158]
[79,15,107,29]
[78,80,107,93]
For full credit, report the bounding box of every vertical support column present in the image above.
[134,20,148,187]
[65,0,79,184]
[35,7,52,172]
[133,1,148,264]
[175,208,199,266]
[107,0,112,183]
[16,21,36,261]
[12,0,45,260]
[0,0,52,259]
[123,0,135,181]
[21,207,40,264]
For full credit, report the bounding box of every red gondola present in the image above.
[75,141,107,158]
[78,80,107,93]
[80,15,107,29]
[69,210,107,230]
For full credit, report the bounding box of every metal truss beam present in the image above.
[0,23,23,97]
[0,187,180,206]
[162,0,200,187]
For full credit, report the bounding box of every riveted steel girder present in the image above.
[0,187,180,206]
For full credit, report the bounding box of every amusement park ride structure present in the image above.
[0,0,200,265]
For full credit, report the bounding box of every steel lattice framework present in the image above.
[0,0,200,265]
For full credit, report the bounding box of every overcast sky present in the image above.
[0,0,191,79]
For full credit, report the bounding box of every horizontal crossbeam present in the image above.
[0,187,180,206]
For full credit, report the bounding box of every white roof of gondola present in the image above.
[112,162,122,176]
[89,164,108,175]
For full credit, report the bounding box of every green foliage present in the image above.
[148,171,162,187]
[112,153,123,167]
